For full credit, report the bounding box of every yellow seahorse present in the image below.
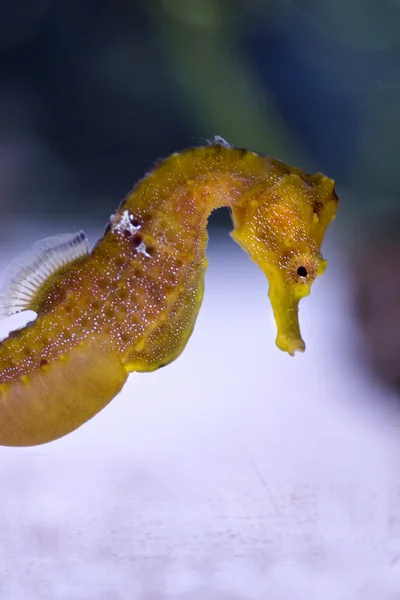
[0,140,338,446]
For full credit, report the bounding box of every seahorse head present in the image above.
[231,168,339,355]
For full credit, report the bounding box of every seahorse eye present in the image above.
[297,266,308,277]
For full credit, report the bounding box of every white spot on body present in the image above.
[111,210,141,236]
[110,210,152,259]
[136,241,152,258]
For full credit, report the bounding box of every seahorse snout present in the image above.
[268,286,306,356]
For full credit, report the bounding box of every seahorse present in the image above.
[0,140,338,446]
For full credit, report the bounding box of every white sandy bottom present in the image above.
[0,225,399,599]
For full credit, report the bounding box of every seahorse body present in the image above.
[0,142,339,446]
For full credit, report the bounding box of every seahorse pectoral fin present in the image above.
[0,230,89,319]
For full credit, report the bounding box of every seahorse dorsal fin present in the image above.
[211,135,231,147]
[0,230,89,319]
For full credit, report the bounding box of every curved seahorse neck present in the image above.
[118,144,280,222]
[98,144,287,271]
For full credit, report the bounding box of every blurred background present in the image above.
[1,1,400,598]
